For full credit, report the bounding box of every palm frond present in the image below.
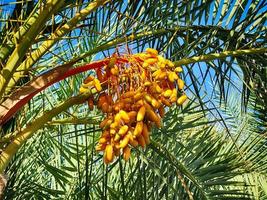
[0,0,266,199]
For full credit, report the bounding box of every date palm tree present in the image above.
[0,0,266,199]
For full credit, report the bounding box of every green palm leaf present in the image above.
[0,0,266,199]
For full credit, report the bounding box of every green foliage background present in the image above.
[0,0,266,199]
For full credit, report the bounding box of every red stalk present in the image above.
[0,58,128,125]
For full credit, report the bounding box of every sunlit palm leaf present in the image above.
[0,0,266,199]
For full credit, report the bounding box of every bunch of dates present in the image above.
[80,48,187,164]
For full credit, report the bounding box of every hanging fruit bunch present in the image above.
[79,48,187,164]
